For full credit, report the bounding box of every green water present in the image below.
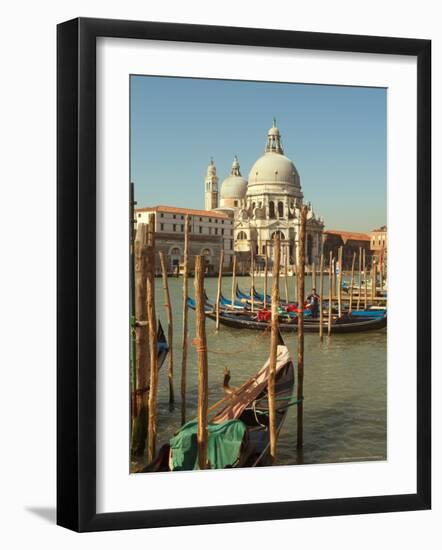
[138,274,386,468]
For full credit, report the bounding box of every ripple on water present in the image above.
[141,277,387,470]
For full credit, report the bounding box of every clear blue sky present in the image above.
[130,75,386,232]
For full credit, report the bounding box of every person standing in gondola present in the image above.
[306,288,320,318]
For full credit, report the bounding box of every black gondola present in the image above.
[202,309,387,333]
[140,333,295,471]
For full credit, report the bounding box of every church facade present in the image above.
[204,121,325,269]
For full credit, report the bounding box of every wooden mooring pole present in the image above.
[231,254,237,309]
[363,248,367,310]
[269,234,280,464]
[131,223,149,457]
[264,251,268,309]
[180,215,190,425]
[337,246,343,318]
[319,253,324,341]
[297,205,307,449]
[195,255,209,470]
[312,261,316,292]
[215,249,224,330]
[159,251,174,405]
[328,251,333,336]
[349,251,356,315]
[371,258,376,302]
[147,217,158,464]
[379,246,384,292]
[284,250,289,304]
[357,247,362,311]
[250,246,255,312]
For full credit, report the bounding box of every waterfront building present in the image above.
[209,120,325,269]
[323,230,372,270]
[370,224,387,273]
[136,206,234,274]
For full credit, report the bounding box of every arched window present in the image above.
[278,201,284,218]
[237,231,247,241]
[171,247,180,256]
[269,201,276,219]
[201,248,211,256]
[270,230,285,241]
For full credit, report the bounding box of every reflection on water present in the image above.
[137,275,386,469]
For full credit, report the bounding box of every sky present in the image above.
[130,75,386,232]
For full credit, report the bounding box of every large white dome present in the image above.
[247,152,301,195]
[246,122,302,198]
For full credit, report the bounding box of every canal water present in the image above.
[137,274,386,469]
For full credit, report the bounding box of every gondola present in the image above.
[202,308,387,333]
[140,333,295,471]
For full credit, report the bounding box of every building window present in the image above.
[215,219,218,224]
[209,218,212,223]
[230,240,233,250]
[269,201,276,219]
[172,214,176,219]
[262,245,266,255]
[278,201,284,218]
[270,230,285,241]
[160,213,164,218]
[181,225,184,232]
[173,224,176,232]
[221,220,224,224]
[160,223,164,231]
[199,217,202,222]
[234,200,238,207]
[237,231,247,240]
[199,227,202,234]
[221,229,224,235]
[181,215,184,220]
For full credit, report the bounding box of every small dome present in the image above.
[220,175,248,199]
[220,156,248,200]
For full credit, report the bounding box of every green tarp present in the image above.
[170,419,247,470]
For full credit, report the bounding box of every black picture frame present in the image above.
[57,17,431,532]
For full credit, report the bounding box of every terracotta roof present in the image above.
[136,205,230,219]
[325,229,370,243]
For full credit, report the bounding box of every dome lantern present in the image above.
[265,117,284,154]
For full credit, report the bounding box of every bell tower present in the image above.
[205,157,219,210]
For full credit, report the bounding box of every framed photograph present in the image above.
[57,17,431,532]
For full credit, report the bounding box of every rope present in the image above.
[254,396,304,414]
[191,338,208,354]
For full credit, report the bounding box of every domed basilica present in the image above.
[204,120,325,268]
